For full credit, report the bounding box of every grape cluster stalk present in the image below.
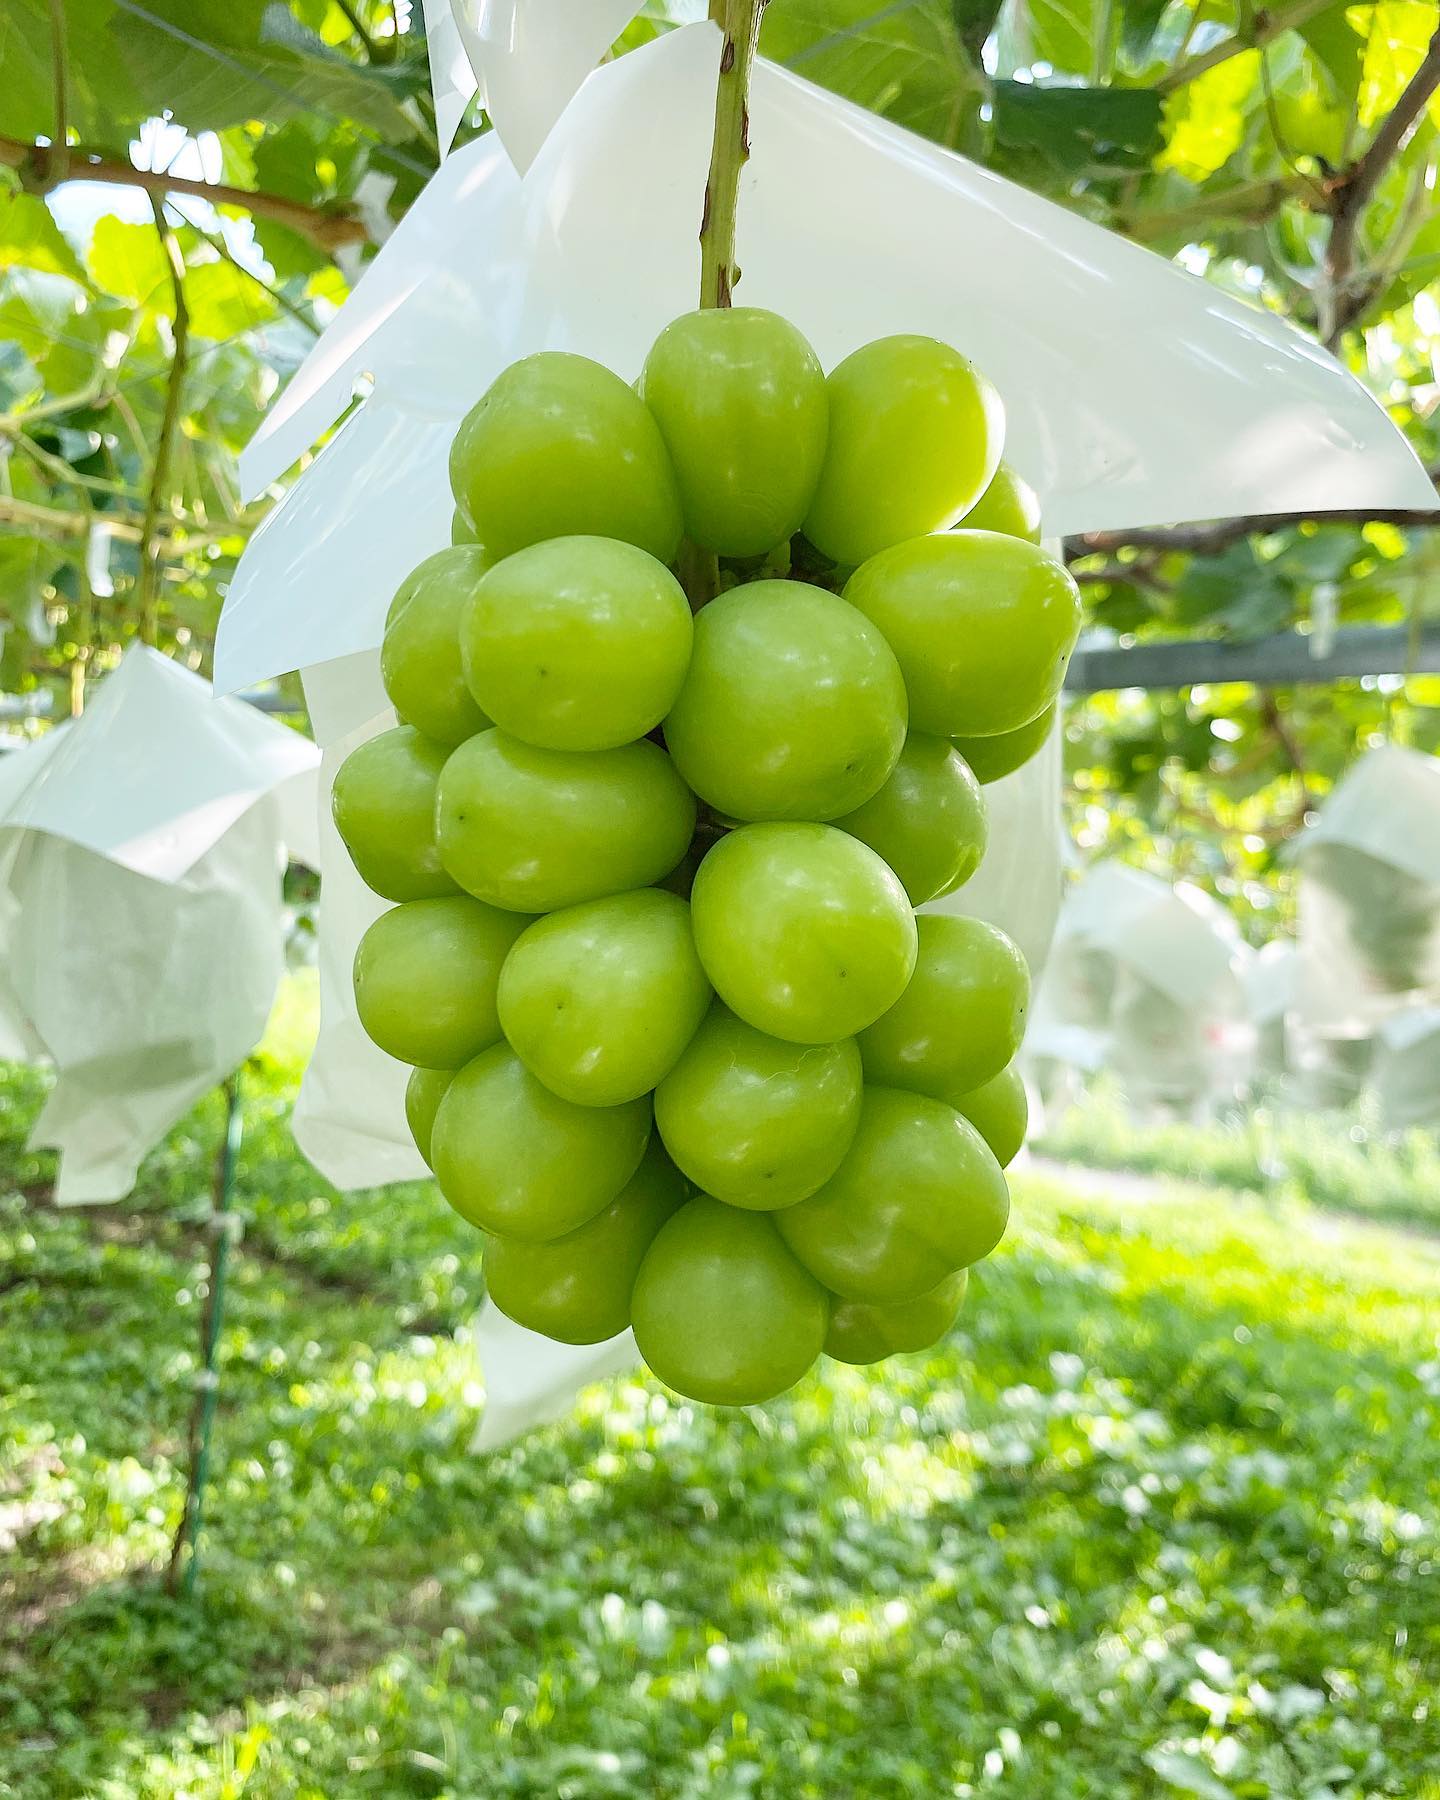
[333,308,1082,1406]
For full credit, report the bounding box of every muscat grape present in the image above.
[858,913,1030,1098]
[435,729,695,912]
[690,823,918,1043]
[654,1004,863,1209]
[639,307,828,555]
[947,1061,1028,1168]
[382,547,492,746]
[825,1268,968,1365]
[631,1198,830,1406]
[663,580,907,821]
[777,1087,1009,1302]
[449,351,683,563]
[352,895,529,1069]
[802,335,1003,566]
[953,704,1056,785]
[833,733,986,905]
[483,1139,684,1344]
[331,726,456,903]
[430,1043,651,1241]
[844,530,1082,737]
[404,1066,454,1168]
[958,460,1041,542]
[461,536,692,751]
[497,888,712,1106]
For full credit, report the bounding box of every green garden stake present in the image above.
[167,1071,244,1599]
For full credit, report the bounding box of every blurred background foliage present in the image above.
[1,0,1439,932]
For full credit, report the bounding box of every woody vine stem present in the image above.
[699,0,767,311]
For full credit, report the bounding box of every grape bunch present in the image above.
[332,309,1082,1407]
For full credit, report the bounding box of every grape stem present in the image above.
[699,0,767,312]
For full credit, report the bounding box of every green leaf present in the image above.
[1156,49,1262,181]
[0,274,105,395]
[762,0,985,149]
[1010,0,1102,76]
[86,217,171,310]
[1347,0,1440,128]
[0,191,88,285]
[183,259,279,338]
[994,81,1164,165]
[0,535,70,642]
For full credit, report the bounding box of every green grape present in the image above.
[331,726,456,903]
[833,733,986,905]
[947,1061,1027,1168]
[382,548,493,747]
[825,1268,968,1365]
[498,889,712,1106]
[483,1139,684,1343]
[690,823,917,1043]
[776,1087,1008,1301]
[802,335,1002,567]
[449,351,682,563]
[631,1197,829,1405]
[844,530,1082,738]
[451,507,479,545]
[858,914,1029,1098]
[639,307,828,555]
[435,729,695,912]
[663,580,906,821]
[462,536,692,752]
[404,1065,454,1167]
[352,896,529,1068]
[953,705,1055,785]
[654,1004,862,1209]
[958,460,1041,542]
[430,1042,650,1241]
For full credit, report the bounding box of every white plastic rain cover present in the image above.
[0,648,319,1203]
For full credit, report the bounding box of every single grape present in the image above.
[631,1197,829,1405]
[404,1065,454,1167]
[462,536,692,751]
[825,1268,968,1365]
[690,823,918,1043]
[958,460,1041,542]
[663,580,906,821]
[498,888,712,1106]
[953,705,1055,785]
[858,914,1029,1098]
[946,1061,1028,1168]
[352,896,529,1068]
[776,1087,1008,1302]
[449,351,682,563]
[654,1004,862,1209]
[802,335,1002,566]
[639,307,828,555]
[430,1042,650,1241]
[483,1139,684,1343]
[383,547,492,746]
[435,729,695,912]
[833,733,986,905]
[331,726,456,903]
[844,531,1082,737]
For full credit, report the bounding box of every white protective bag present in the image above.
[216,20,1435,1439]
[0,647,319,1204]
[1028,863,1254,1118]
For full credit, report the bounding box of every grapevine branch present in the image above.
[1156,0,1338,94]
[0,133,371,252]
[136,198,190,648]
[46,0,70,186]
[1320,19,1440,347]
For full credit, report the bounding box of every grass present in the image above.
[0,978,1437,1799]
[1034,1084,1440,1236]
